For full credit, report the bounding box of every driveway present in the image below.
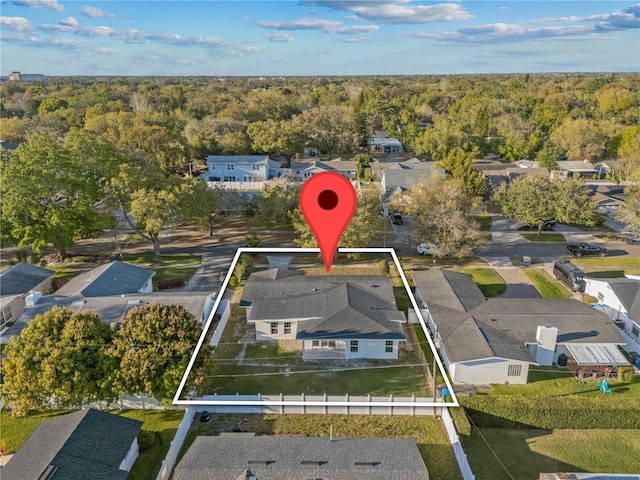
[494,267,541,298]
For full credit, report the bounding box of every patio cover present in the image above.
[565,344,629,366]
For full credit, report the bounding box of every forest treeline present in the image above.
[1,73,638,175]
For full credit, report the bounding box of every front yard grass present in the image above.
[521,269,572,298]
[471,214,492,231]
[520,233,566,242]
[452,268,506,297]
[180,414,461,480]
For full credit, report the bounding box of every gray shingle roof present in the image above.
[0,262,54,296]
[173,434,430,480]
[55,261,155,297]
[2,408,142,480]
[243,271,405,340]
[413,270,625,364]
[602,278,640,321]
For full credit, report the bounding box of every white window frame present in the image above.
[227,164,235,170]
[385,341,393,353]
[284,322,292,335]
[350,340,359,353]
[270,322,278,335]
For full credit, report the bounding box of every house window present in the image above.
[252,164,260,171]
[227,164,235,170]
[632,325,640,338]
[210,165,216,170]
[284,322,292,335]
[350,340,359,353]
[270,323,278,335]
[223,176,236,182]
[1,306,12,326]
[597,292,605,302]
[385,341,393,353]
[507,364,522,377]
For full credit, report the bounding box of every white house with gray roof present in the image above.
[413,270,627,385]
[585,277,640,355]
[173,433,430,480]
[241,269,406,360]
[199,155,282,183]
[55,261,154,297]
[0,262,54,330]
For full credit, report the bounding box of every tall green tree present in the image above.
[111,303,205,403]
[440,147,486,197]
[616,185,640,236]
[494,174,601,234]
[396,178,484,258]
[0,131,119,258]
[1,307,116,416]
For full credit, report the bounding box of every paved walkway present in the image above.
[494,267,541,298]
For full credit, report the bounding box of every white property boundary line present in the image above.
[173,247,459,408]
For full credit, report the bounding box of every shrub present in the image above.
[449,406,471,437]
[617,366,635,383]
[137,430,158,452]
[16,250,28,262]
[377,259,389,275]
[53,277,70,290]
[157,277,186,290]
[461,396,640,430]
[228,275,238,288]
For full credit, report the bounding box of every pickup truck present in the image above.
[567,242,608,257]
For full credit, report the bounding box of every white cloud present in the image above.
[261,33,295,42]
[5,0,63,11]
[535,4,640,31]
[40,23,117,36]
[0,16,32,31]
[59,16,79,27]
[80,5,115,18]
[304,0,473,24]
[256,17,378,34]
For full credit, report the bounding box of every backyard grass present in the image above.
[124,254,202,266]
[452,268,506,297]
[180,414,461,480]
[413,325,446,385]
[520,233,566,242]
[151,266,199,288]
[0,408,184,480]
[463,428,640,480]
[521,269,572,298]
[480,368,640,399]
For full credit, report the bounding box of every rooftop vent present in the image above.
[354,461,380,467]
[301,460,327,466]
[248,460,274,466]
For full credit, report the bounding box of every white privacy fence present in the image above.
[209,299,231,347]
[441,407,475,480]
[155,407,196,480]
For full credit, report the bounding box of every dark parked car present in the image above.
[518,219,556,231]
[567,242,608,257]
[391,213,403,225]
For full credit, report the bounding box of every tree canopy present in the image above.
[1,307,116,416]
[494,174,601,234]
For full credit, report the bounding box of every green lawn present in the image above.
[124,254,202,266]
[521,269,572,298]
[180,414,461,480]
[452,268,506,297]
[464,428,640,480]
[152,266,199,288]
[0,409,184,480]
[520,233,566,242]
[571,256,640,269]
[413,325,445,385]
[471,214,493,231]
[481,368,640,399]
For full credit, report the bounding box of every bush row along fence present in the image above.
[460,395,640,430]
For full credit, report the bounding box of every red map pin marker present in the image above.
[299,172,357,272]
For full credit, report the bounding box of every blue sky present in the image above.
[1,1,638,75]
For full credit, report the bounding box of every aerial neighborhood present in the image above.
[1,47,640,480]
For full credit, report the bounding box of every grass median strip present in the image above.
[521,269,572,298]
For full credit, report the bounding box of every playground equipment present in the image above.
[597,379,612,394]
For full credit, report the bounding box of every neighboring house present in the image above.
[0,263,54,329]
[555,159,597,177]
[289,159,359,180]
[585,277,640,355]
[241,269,406,360]
[594,160,623,179]
[478,163,549,195]
[370,136,403,154]
[3,291,212,341]
[199,155,282,182]
[55,261,155,297]
[8,71,44,82]
[1,408,142,480]
[172,433,430,480]
[413,270,627,385]
[377,159,446,211]
[588,184,625,214]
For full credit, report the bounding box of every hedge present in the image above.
[449,406,471,437]
[461,396,640,430]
